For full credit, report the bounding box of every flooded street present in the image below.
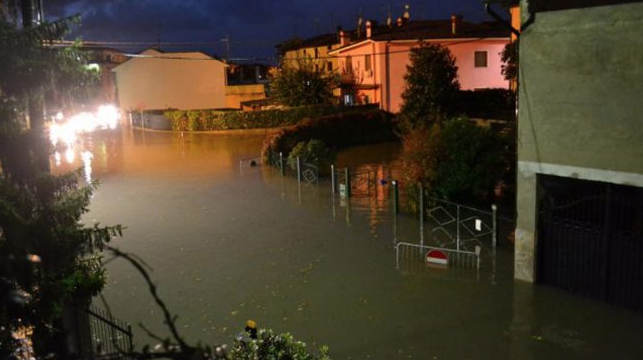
[54,126,643,360]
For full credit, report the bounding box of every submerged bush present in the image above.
[287,139,336,174]
[400,116,508,205]
[262,109,397,165]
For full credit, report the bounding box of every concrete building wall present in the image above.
[114,49,227,111]
[515,1,643,281]
[224,84,266,109]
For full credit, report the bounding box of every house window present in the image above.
[474,51,488,68]
[364,55,372,71]
[327,62,333,72]
[315,48,319,59]
[346,56,353,73]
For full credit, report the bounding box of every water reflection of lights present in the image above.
[49,104,120,148]
[81,151,93,183]
[65,148,75,164]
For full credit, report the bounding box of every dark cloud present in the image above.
[44,0,495,60]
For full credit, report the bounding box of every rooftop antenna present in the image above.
[220,33,230,60]
[356,6,363,38]
[313,18,320,34]
[329,11,336,32]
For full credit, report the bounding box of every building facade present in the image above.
[515,0,643,310]
[329,17,510,112]
[113,49,228,111]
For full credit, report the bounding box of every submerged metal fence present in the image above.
[85,305,133,359]
[395,242,481,273]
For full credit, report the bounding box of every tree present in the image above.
[0,12,119,358]
[400,44,460,128]
[400,117,507,205]
[269,59,335,107]
[501,39,518,90]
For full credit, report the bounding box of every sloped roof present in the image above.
[369,20,510,41]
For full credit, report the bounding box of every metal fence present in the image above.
[395,242,481,274]
[85,305,133,359]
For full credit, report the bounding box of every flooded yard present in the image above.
[53,127,643,360]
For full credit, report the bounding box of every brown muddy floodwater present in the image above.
[52,126,643,360]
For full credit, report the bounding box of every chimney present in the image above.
[340,29,349,46]
[403,4,410,21]
[357,16,363,38]
[366,20,372,38]
[396,17,403,27]
[451,14,463,35]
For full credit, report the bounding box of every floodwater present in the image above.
[53,126,643,360]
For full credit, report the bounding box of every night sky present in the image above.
[46,0,499,62]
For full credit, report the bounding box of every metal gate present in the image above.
[538,175,643,311]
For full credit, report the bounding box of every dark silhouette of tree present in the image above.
[400,44,460,129]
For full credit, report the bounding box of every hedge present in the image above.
[455,88,516,121]
[163,105,378,132]
[262,109,398,162]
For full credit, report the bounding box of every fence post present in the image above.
[331,165,336,194]
[419,183,424,244]
[456,205,461,251]
[492,204,498,249]
[344,168,351,198]
[296,156,302,183]
[279,152,285,176]
[391,180,399,216]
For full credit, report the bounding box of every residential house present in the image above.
[329,16,511,112]
[225,63,270,109]
[276,33,342,76]
[515,0,643,310]
[82,46,127,105]
[113,48,228,111]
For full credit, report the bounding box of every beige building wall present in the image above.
[515,1,643,282]
[224,84,266,109]
[114,49,227,111]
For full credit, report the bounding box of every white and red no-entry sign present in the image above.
[426,249,449,266]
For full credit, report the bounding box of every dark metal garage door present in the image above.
[538,175,643,311]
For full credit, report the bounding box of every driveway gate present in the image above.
[538,175,643,311]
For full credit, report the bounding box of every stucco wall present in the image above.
[336,38,509,113]
[225,84,266,109]
[515,1,643,281]
[114,49,227,111]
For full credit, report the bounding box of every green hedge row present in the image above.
[163,105,378,132]
[262,109,398,161]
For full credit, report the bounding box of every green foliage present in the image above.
[501,40,519,82]
[0,12,119,358]
[164,105,377,132]
[262,109,397,165]
[288,139,336,173]
[400,117,508,205]
[226,328,330,360]
[269,59,335,107]
[456,89,516,121]
[400,43,460,128]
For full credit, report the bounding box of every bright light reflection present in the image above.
[54,151,62,166]
[81,151,93,183]
[48,104,120,150]
[65,148,75,164]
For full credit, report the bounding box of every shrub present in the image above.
[226,328,330,360]
[400,117,508,205]
[455,89,515,121]
[287,139,336,174]
[262,109,397,165]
